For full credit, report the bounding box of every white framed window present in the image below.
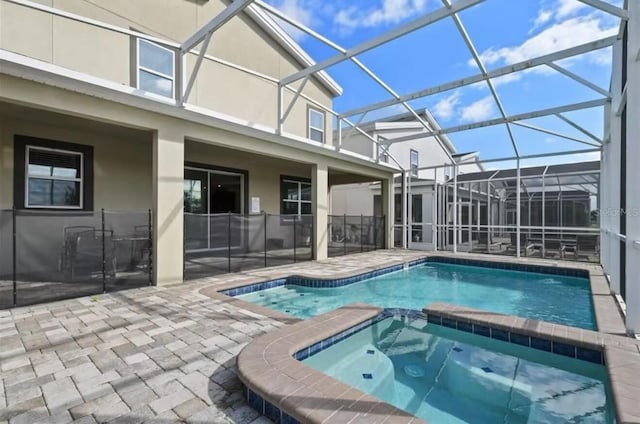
[25,146,83,209]
[410,149,419,176]
[137,38,175,98]
[444,164,452,179]
[281,177,312,216]
[378,136,389,163]
[308,107,325,143]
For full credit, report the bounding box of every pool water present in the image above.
[238,263,595,329]
[303,317,614,424]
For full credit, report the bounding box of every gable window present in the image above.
[410,149,419,176]
[378,136,389,163]
[14,136,93,210]
[308,107,325,143]
[137,39,175,98]
[281,177,312,216]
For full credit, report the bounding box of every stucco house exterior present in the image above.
[0,0,397,304]
[331,109,483,249]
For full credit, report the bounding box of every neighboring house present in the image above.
[331,109,483,249]
[0,0,397,294]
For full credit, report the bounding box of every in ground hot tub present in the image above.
[300,313,614,424]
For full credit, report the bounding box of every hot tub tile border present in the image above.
[295,306,606,365]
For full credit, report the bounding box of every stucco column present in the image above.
[625,1,640,333]
[312,162,329,260]
[381,176,394,249]
[153,126,185,285]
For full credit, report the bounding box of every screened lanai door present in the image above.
[184,167,244,252]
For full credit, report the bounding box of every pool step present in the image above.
[314,344,395,401]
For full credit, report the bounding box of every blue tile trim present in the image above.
[220,256,588,298]
[242,384,301,424]
[425,256,589,278]
[291,308,605,366]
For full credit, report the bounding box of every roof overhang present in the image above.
[0,49,392,175]
[245,4,343,97]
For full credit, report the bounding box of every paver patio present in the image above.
[0,250,626,423]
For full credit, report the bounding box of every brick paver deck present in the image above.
[0,250,627,423]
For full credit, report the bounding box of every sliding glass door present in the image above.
[184,167,244,252]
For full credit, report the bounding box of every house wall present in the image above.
[184,141,311,215]
[330,184,374,216]
[338,127,455,181]
[0,0,334,143]
[0,111,153,212]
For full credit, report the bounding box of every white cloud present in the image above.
[556,0,587,19]
[532,9,553,32]
[334,0,428,31]
[475,16,617,67]
[432,91,460,121]
[459,96,495,123]
[269,0,314,41]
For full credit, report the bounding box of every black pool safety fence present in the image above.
[327,215,386,258]
[184,213,314,280]
[0,208,153,309]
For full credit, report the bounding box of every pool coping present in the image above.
[237,302,640,424]
[423,303,640,424]
[199,251,626,336]
[236,303,424,423]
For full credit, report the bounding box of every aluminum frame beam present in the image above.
[415,147,601,171]
[546,62,611,98]
[181,0,254,53]
[254,0,453,162]
[576,0,628,19]
[441,0,519,156]
[387,99,607,144]
[511,122,601,147]
[555,113,603,144]
[180,32,213,106]
[340,36,616,119]
[280,0,485,86]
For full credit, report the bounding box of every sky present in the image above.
[262,0,623,168]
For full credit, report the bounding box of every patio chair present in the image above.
[543,238,565,259]
[574,234,599,260]
[478,231,502,252]
[67,229,116,281]
[507,233,533,256]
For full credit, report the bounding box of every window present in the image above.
[410,149,419,176]
[137,39,175,98]
[14,136,93,211]
[444,165,452,180]
[308,107,325,143]
[26,147,83,208]
[378,136,389,163]
[281,177,312,216]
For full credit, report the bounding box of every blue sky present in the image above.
[263,0,622,167]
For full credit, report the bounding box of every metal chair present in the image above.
[507,232,533,256]
[575,234,599,260]
[67,229,116,281]
[59,226,95,278]
[544,238,566,258]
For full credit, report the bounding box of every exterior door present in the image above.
[209,172,243,249]
[184,167,244,252]
[184,169,208,250]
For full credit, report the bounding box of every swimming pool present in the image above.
[302,315,614,424]
[237,262,595,329]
